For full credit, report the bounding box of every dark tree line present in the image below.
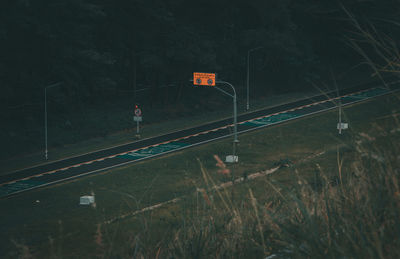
[2,0,399,106]
[0,0,399,157]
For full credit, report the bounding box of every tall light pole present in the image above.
[214,80,238,161]
[192,73,239,161]
[192,73,239,197]
[44,82,62,160]
[213,80,238,191]
[246,46,263,111]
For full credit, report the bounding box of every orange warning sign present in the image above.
[193,72,216,86]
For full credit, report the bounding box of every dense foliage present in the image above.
[1,0,399,158]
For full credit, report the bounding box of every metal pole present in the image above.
[233,92,238,165]
[216,80,238,157]
[246,51,250,111]
[197,79,239,196]
[43,82,62,160]
[233,92,238,144]
[231,86,238,195]
[136,120,139,134]
[45,87,48,160]
[339,98,342,135]
[246,47,263,111]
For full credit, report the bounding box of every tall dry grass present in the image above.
[141,111,399,259]
[137,12,400,257]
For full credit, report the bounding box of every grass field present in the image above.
[0,91,399,258]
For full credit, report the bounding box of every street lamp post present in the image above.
[215,80,239,159]
[44,82,62,160]
[191,73,239,161]
[246,46,264,111]
[192,73,239,195]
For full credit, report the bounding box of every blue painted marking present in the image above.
[119,142,189,160]
[345,88,389,100]
[244,112,299,126]
[243,87,389,128]
[0,179,46,197]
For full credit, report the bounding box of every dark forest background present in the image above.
[1,0,399,159]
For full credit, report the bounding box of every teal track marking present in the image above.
[243,112,299,126]
[0,179,46,196]
[344,87,389,101]
[119,141,189,160]
[119,151,152,160]
[244,87,391,128]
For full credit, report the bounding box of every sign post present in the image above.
[192,72,238,162]
[133,105,142,137]
[192,72,239,200]
[337,97,349,134]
